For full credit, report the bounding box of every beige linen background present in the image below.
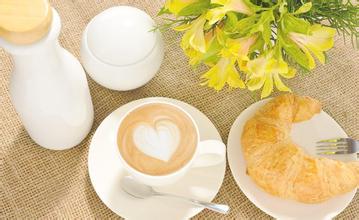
[0,0,358,219]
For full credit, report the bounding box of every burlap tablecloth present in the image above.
[1,0,358,219]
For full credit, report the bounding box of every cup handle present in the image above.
[192,140,226,168]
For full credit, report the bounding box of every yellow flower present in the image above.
[184,48,204,66]
[199,28,258,91]
[206,0,254,25]
[184,32,216,66]
[225,35,258,71]
[246,51,295,98]
[289,24,336,69]
[181,16,207,53]
[165,0,199,15]
[201,57,245,90]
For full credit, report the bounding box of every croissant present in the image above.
[241,94,359,203]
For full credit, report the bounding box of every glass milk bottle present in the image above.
[0,1,94,150]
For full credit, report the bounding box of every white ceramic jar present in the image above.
[0,9,94,150]
[81,6,165,91]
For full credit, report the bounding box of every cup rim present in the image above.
[115,100,200,179]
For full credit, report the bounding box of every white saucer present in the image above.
[227,99,357,220]
[88,97,226,220]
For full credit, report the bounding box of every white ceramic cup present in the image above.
[115,101,226,186]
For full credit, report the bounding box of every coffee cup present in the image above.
[115,101,226,186]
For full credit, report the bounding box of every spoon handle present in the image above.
[189,200,230,214]
[155,193,230,214]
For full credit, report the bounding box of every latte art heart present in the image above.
[133,120,180,162]
[117,103,198,175]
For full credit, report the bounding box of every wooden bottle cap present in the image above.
[0,0,53,45]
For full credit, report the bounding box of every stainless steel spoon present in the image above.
[121,176,230,214]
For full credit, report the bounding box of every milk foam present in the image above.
[118,103,197,175]
[133,120,180,162]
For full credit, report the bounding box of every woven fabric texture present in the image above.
[1,0,358,219]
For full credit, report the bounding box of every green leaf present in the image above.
[178,0,211,16]
[279,1,288,15]
[236,15,258,36]
[202,38,222,63]
[173,23,191,31]
[224,12,238,32]
[157,7,171,16]
[243,0,262,12]
[293,2,312,15]
[210,3,222,8]
[249,37,265,54]
[262,24,271,46]
[281,14,311,35]
[279,33,310,71]
[249,10,275,45]
[203,54,220,65]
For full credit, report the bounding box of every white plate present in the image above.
[227,99,357,220]
[88,97,226,220]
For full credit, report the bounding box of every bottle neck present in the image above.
[12,40,62,69]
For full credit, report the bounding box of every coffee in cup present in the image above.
[116,100,226,186]
[117,103,197,175]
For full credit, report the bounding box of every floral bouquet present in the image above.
[158,0,358,98]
